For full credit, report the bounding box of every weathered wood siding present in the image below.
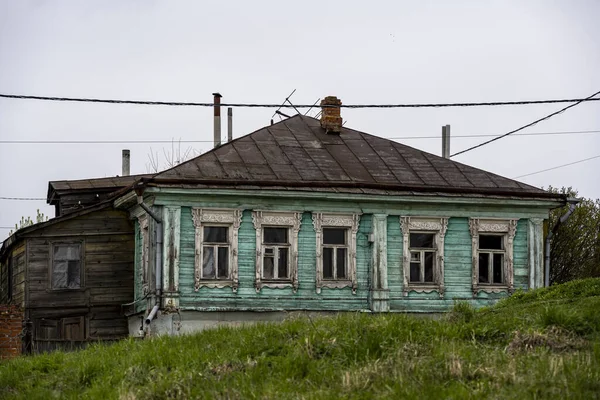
[0,242,26,307]
[24,208,134,341]
[177,208,371,311]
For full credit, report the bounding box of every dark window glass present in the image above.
[217,247,229,278]
[493,253,504,284]
[479,235,503,250]
[323,228,346,245]
[52,244,81,289]
[336,248,347,279]
[204,227,228,243]
[410,262,420,282]
[410,233,435,249]
[278,248,289,278]
[323,247,333,278]
[264,228,288,244]
[202,246,215,278]
[424,252,434,282]
[479,253,489,283]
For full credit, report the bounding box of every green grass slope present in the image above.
[2,279,600,399]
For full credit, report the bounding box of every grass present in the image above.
[2,279,600,399]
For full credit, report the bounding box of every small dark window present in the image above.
[478,253,489,283]
[264,228,288,244]
[52,244,81,289]
[410,233,435,249]
[323,228,346,245]
[203,227,228,243]
[479,235,503,250]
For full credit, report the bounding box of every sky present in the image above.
[0,0,599,240]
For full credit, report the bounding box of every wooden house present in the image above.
[0,179,136,353]
[113,96,565,336]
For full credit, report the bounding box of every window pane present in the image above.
[67,260,81,289]
[263,255,274,279]
[337,248,347,279]
[410,262,420,282]
[479,253,490,283]
[493,253,504,284]
[278,248,289,279]
[202,246,215,278]
[217,247,229,278]
[323,247,333,278]
[52,261,68,288]
[323,228,346,245]
[264,227,288,244]
[424,252,434,283]
[410,252,420,262]
[54,244,79,260]
[204,227,228,243]
[479,235,503,250]
[410,233,435,249]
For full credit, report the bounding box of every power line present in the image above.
[1,129,599,144]
[514,154,600,179]
[2,93,600,109]
[0,196,46,200]
[449,89,600,157]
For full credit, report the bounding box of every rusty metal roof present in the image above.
[47,173,152,204]
[150,115,551,198]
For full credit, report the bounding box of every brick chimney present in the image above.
[320,96,342,134]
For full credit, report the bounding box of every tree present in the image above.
[146,140,201,173]
[9,209,49,236]
[547,186,600,284]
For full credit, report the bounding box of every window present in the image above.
[192,208,242,292]
[51,243,82,290]
[313,213,360,294]
[400,217,448,297]
[253,211,302,292]
[36,316,85,341]
[469,218,518,295]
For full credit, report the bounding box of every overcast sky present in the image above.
[1,0,599,240]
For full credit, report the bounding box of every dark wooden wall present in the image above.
[55,191,117,217]
[0,242,26,307]
[23,208,134,345]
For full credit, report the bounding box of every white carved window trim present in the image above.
[138,215,150,296]
[400,217,448,298]
[192,208,242,292]
[469,218,518,295]
[252,211,302,292]
[313,213,360,294]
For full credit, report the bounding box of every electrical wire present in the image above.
[0,196,45,200]
[514,154,600,179]
[2,93,600,108]
[1,129,599,144]
[450,89,600,157]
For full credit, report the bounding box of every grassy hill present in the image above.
[2,279,600,399]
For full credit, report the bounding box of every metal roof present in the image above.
[151,115,552,198]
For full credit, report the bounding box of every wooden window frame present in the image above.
[313,213,360,294]
[253,211,302,292]
[400,217,448,298]
[192,208,242,292]
[469,218,518,295]
[49,241,84,291]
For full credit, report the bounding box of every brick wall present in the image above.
[0,305,23,360]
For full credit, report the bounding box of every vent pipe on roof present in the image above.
[213,92,222,148]
[442,125,451,159]
[122,149,130,176]
[227,107,233,142]
[320,96,343,134]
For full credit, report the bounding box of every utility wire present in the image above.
[514,154,600,179]
[450,89,600,157]
[1,129,599,144]
[2,93,600,109]
[0,196,45,200]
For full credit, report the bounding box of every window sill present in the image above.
[47,287,85,293]
[255,280,297,293]
[195,280,238,293]
[317,280,357,294]
[472,284,513,296]
[403,283,444,298]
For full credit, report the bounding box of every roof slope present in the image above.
[47,173,152,203]
[151,115,550,197]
